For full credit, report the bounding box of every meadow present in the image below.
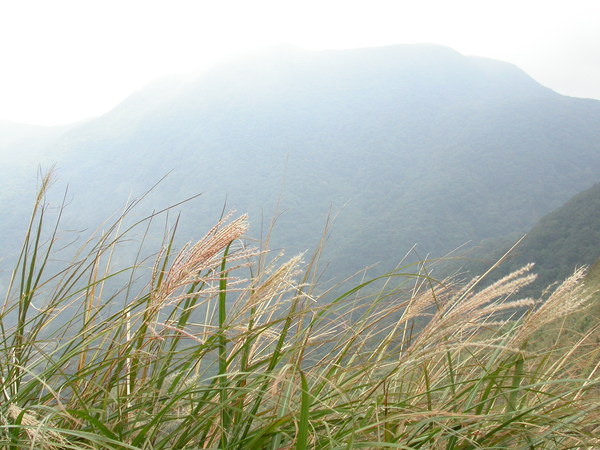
[1,173,598,449]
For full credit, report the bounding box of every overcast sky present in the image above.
[1,0,599,126]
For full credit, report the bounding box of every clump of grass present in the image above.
[1,174,599,448]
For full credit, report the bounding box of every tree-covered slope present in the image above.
[462,181,600,293]
[3,44,600,280]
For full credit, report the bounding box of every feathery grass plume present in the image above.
[403,265,538,360]
[510,266,592,350]
[153,212,251,302]
[1,176,599,448]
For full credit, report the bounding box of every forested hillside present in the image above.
[2,44,600,280]
[461,181,600,294]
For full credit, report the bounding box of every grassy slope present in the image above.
[1,178,598,448]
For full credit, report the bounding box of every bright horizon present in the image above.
[1,0,600,126]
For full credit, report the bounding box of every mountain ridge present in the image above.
[2,44,600,280]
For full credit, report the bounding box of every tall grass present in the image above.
[1,174,599,449]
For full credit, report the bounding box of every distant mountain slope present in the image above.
[0,120,72,165]
[3,44,600,279]
[462,181,600,293]
[0,121,74,262]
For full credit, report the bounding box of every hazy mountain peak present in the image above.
[2,44,599,280]
[62,43,553,133]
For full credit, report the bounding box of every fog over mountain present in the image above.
[2,44,600,280]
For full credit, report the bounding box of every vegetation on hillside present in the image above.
[463,181,600,296]
[1,175,598,448]
[4,45,600,280]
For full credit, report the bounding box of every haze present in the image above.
[1,0,599,126]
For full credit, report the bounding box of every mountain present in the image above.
[2,44,600,280]
[461,181,600,294]
[0,120,75,262]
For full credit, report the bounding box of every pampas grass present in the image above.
[1,174,598,448]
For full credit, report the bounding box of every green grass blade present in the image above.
[296,370,310,450]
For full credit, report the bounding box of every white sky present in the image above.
[1,0,599,126]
